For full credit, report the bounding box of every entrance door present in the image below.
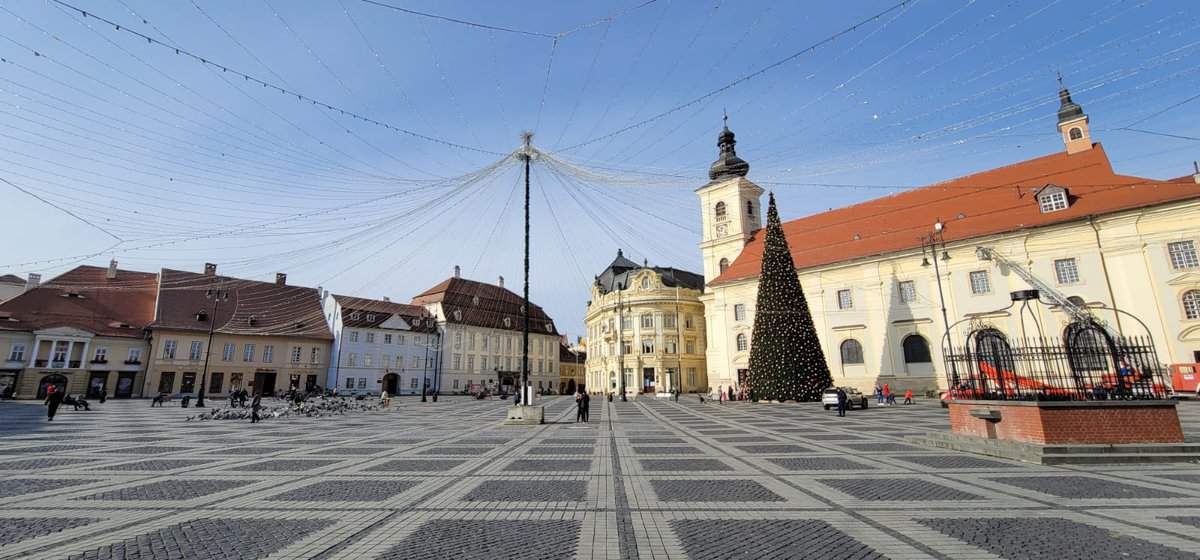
[180,372,196,394]
[37,374,68,399]
[383,373,399,395]
[642,368,655,393]
[288,374,300,392]
[254,371,277,395]
[87,372,108,398]
[305,375,318,393]
[115,372,136,398]
[209,372,224,395]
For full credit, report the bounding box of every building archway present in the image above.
[566,378,576,394]
[38,374,68,399]
[383,373,399,395]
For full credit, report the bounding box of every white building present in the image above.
[323,294,440,396]
[411,268,561,395]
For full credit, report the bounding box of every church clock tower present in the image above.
[697,117,764,283]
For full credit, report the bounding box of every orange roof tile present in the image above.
[712,144,1200,286]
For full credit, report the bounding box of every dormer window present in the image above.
[453,310,462,321]
[1037,185,1069,213]
[195,310,208,322]
[503,317,512,327]
[472,296,480,306]
[248,315,257,326]
[366,314,376,322]
[350,312,361,320]
[62,292,84,299]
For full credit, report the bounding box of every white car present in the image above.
[822,387,869,410]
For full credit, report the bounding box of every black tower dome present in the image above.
[708,115,750,181]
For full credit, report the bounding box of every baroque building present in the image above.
[412,267,560,395]
[322,294,439,396]
[584,250,707,397]
[701,84,1200,397]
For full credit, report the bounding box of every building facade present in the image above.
[559,340,586,394]
[412,269,560,394]
[702,85,1200,397]
[143,264,332,397]
[323,293,440,396]
[584,250,707,397]
[0,262,155,399]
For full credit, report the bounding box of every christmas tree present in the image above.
[747,192,832,402]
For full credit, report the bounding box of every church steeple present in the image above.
[708,113,750,180]
[1056,73,1092,154]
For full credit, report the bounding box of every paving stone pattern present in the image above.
[2,396,1200,559]
[920,517,1199,559]
[66,518,333,560]
[672,519,887,560]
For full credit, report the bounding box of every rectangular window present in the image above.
[641,314,654,328]
[8,343,25,362]
[642,338,655,353]
[687,368,697,386]
[364,353,373,367]
[685,339,696,354]
[453,331,462,350]
[127,347,142,363]
[468,334,476,351]
[684,314,694,329]
[162,340,177,359]
[621,316,632,330]
[158,372,175,393]
[733,304,746,321]
[347,353,358,367]
[345,377,355,389]
[243,344,255,362]
[665,340,677,354]
[1054,258,1080,285]
[382,353,390,368]
[969,270,991,295]
[209,372,223,394]
[262,345,273,363]
[349,331,359,343]
[410,377,418,388]
[899,280,917,303]
[311,347,321,364]
[52,341,68,364]
[180,372,196,393]
[453,379,460,390]
[412,355,421,368]
[467,355,475,371]
[664,314,677,329]
[219,343,233,361]
[366,332,375,344]
[453,354,461,369]
[622,340,633,354]
[837,289,853,310]
[290,346,302,363]
[481,356,488,370]
[398,334,407,346]
[191,341,205,361]
[384,334,393,344]
[1039,190,1068,213]
[357,377,367,389]
[92,347,107,362]
[1168,240,1198,270]
[482,335,490,351]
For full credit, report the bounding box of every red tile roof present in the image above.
[412,277,559,335]
[332,294,437,333]
[0,265,157,338]
[712,144,1200,286]
[0,274,23,285]
[150,269,332,340]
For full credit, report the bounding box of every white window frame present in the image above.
[736,333,748,352]
[262,345,273,363]
[1054,258,1080,285]
[366,332,375,344]
[1183,290,1200,320]
[898,280,917,303]
[1039,190,1068,213]
[969,270,992,295]
[243,344,255,362]
[126,347,141,363]
[162,340,177,359]
[1168,240,1198,270]
[192,341,206,361]
[290,346,302,363]
[837,289,853,310]
[93,347,107,362]
[8,343,25,362]
[733,304,746,322]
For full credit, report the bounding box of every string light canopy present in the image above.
[746,192,832,402]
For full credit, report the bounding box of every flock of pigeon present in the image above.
[185,396,384,422]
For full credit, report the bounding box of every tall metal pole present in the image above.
[196,285,224,408]
[926,224,958,387]
[521,132,532,406]
[617,287,626,401]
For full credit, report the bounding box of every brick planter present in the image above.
[947,400,1184,445]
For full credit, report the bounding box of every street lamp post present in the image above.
[920,220,957,385]
[195,284,228,409]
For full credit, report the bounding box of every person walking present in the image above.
[882,384,892,406]
[718,385,725,404]
[250,392,262,424]
[874,385,883,405]
[575,391,584,423]
[835,387,848,417]
[582,392,591,423]
[903,389,914,405]
[44,385,64,421]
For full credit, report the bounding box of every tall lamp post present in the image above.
[518,132,534,406]
[920,220,957,385]
[195,284,228,408]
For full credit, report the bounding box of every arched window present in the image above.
[640,276,650,289]
[719,258,730,274]
[1069,127,1083,140]
[1184,290,1200,320]
[973,328,1014,374]
[714,201,727,222]
[746,200,754,216]
[840,339,864,365]
[736,333,748,352]
[902,335,931,364]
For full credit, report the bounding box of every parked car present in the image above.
[822,387,868,410]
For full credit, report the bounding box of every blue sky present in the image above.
[1,0,1198,339]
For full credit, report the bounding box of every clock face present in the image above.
[715,223,727,236]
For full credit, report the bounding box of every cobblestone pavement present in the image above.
[1,396,1199,559]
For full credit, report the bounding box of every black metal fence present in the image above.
[944,330,1170,402]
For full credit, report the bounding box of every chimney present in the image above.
[106,259,118,279]
[203,262,217,276]
[1193,161,1199,184]
[382,296,391,302]
[24,273,40,292]
[454,265,461,278]
[498,275,504,288]
[275,273,287,286]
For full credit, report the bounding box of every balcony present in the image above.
[124,359,142,365]
[90,358,108,364]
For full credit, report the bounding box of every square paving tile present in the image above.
[0,517,100,545]
[671,519,886,559]
[504,459,592,472]
[734,444,813,454]
[987,475,1188,499]
[76,479,246,501]
[378,519,580,560]
[463,480,587,502]
[268,479,420,502]
[629,437,687,444]
[0,458,99,470]
[819,478,982,501]
[651,479,785,502]
[1,479,100,499]
[308,446,389,456]
[65,518,332,560]
[767,457,876,471]
[525,446,594,455]
[639,459,734,472]
[364,459,467,472]
[892,455,1020,470]
[228,459,342,471]
[920,517,1196,559]
[417,447,491,456]
[633,446,703,455]
[88,459,218,472]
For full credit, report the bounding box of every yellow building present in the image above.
[559,340,586,394]
[701,84,1200,397]
[144,264,332,398]
[585,250,707,397]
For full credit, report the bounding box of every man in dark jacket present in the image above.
[581,393,590,423]
[835,387,848,417]
[250,392,262,423]
[44,386,64,421]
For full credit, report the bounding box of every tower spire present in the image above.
[708,114,750,181]
[1055,74,1092,154]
